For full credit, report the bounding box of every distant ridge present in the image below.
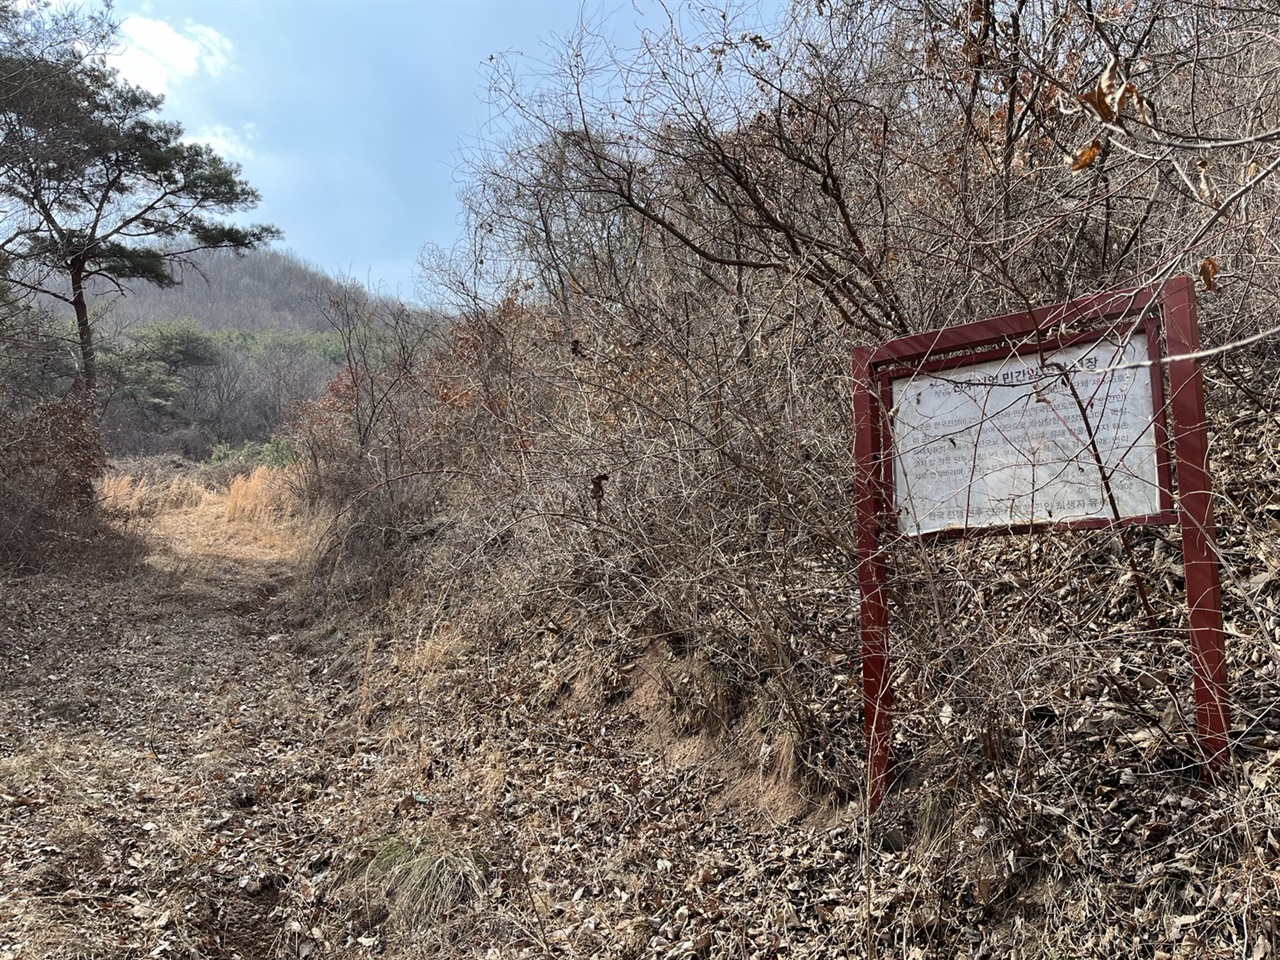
[38,247,368,334]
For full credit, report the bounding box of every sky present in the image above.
[108,1,785,306]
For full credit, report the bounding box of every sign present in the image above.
[851,281,1229,812]
[890,334,1162,535]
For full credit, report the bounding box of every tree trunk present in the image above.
[69,255,96,395]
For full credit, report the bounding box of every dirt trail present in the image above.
[1,475,929,959]
[0,486,360,959]
[0,478,866,960]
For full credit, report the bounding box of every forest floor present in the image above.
[3,463,1279,959]
[0,466,829,959]
[0,467,369,958]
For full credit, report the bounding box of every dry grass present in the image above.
[100,463,314,571]
[225,466,296,524]
[100,470,208,517]
[348,833,488,936]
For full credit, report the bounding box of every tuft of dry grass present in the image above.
[225,466,296,524]
[100,470,209,518]
[348,832,488,935]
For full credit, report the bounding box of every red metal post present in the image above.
[1162,278,1231,771]
[852,347,893,809]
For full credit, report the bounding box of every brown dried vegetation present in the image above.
[9,0,1280,957]
[283,0,1280,954]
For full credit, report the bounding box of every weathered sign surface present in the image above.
[890,334,1161,535]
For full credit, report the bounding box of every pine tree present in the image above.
[0,46,280,394]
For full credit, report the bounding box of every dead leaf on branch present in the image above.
[1197,158,1219,206]
[1072,56,1151,134]
[1071,139,1103,172]
[1076,57,1125,125]
[1200,257,1221,292]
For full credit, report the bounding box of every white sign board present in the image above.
[890,334,1162,536]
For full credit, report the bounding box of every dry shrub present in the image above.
[287,289,505,610]
[416,0,1280,811]
[291,280,870,802]
[0,389,104,559]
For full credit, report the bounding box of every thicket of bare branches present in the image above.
[297,2,1280,951]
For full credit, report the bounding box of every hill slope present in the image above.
[35,247,350,334]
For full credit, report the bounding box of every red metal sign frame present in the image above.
[852,279,1230,810]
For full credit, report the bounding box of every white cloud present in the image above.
[186,123,257,163]
[110,15,233,96]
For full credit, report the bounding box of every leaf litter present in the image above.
[3,435,1280,958]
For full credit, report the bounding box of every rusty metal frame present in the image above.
[851,279,1229,811]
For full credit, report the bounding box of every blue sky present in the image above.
[109,1,785,306]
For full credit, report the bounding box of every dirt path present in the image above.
[0,475,906,960]
[0,476,865,960]
[0,486,362,959]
